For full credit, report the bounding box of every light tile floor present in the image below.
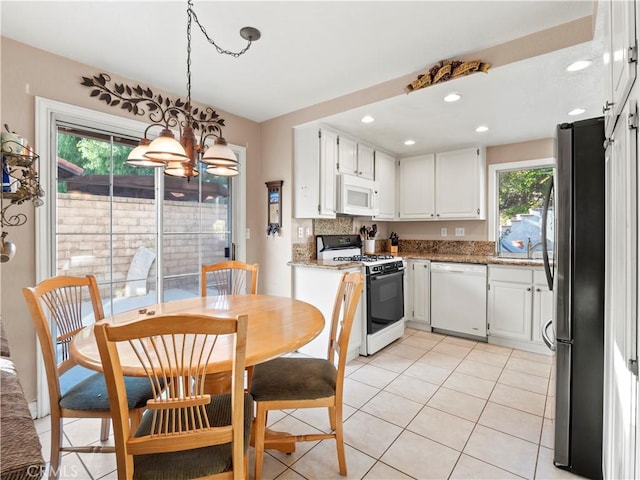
[34,328,586,479]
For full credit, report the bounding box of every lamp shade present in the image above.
[164,160,199,178]
[144,129,189,162]
[201,137,238,166]
[205,164,239,177]
[126,140,165,168]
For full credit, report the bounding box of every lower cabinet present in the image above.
[487,265,553,354]
[406,260,430,330]
[291,265,363,360]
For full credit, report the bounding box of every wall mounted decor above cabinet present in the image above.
[399,147,486,220]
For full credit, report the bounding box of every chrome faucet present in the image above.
[527,237,543,258]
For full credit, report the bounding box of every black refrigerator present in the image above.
[541,117,605,479]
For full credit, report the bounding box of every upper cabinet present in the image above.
[398,147,486,220]
[293,124,338,218]
[435,147,486,219]
[338,137,375,180]
[399,154,436,219]
[373,150,397,220]
[604,0,637,136]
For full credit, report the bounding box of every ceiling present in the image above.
[1,1,604,155]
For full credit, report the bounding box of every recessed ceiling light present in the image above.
[568,108,586,116]
[444,93,461,103]
[566,60,592,72]
[361,115,375,123]
[475,125,489,133]
[404,139,416,146]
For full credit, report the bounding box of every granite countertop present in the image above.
[289,253,545,269]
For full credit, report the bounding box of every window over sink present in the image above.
[488,158,555,257]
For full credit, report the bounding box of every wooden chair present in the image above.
[250,271,363,479]
[201,261,259,297]
[23,275,155,479]
[201,260,258,388]
[94,313,251,480]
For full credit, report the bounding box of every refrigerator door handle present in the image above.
[542,318,556,351]
[541,178,554,291]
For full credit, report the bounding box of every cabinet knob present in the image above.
[527,287,532,291]
[436,213,440,217]
[536,288,541,292]
[431,213,434,217]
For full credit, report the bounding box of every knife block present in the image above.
[387,240,398,255]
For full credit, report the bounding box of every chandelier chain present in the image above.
[188,3,254,58]
[186,2,193,109]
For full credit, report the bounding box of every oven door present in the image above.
[367,270,404,334]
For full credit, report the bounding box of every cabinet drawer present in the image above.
[532,268,548,286]
[489,266,532,284]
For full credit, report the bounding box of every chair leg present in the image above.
[254,403,268,480]
[333,403,347,476]
[49,415,63,480]
[100,418,110,441]
[329,406,336,431]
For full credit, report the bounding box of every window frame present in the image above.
[487,157,556,247]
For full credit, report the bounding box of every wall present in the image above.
[0,37,261,401]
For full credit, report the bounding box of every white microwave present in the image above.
[337,174,379,216]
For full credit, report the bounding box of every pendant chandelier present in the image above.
[82,0,260,179]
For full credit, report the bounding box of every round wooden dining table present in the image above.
[71,294,324,379]
[71,294,325,454]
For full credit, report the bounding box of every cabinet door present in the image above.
[487,281,532,341]
[357,144,375,180]
[399,154,435,219]
[337,135,358,176]
[532,285,553,344]
[373,151,396,220]
[319,129,338,217]
[603,99,638,480]
[435,148,484,219]
[609,0,637,122]
[409,261,430,324]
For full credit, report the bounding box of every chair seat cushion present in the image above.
[250,357,337,401]
[132,393,253,480]
[59,373,155,411]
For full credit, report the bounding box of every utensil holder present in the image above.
[364,239,376,254]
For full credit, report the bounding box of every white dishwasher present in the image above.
[430,262,487,339]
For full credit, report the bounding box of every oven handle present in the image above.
[369,270,404,281]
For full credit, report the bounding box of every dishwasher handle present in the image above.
[431,263,485,274]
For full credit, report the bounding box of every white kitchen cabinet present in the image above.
[398,147,485,220]
[435,147,486,219]
[603,0,636,137]
[603,97,638,480]
[356,143,375,180]
[338,137,375,181]
[399,154,435,219]
[487,268,532,341]
[487,265,553,354]
[373,150,396,220]
[293,124,338,218]
[531,269,553,345]
[292,265,363,361]
[406,260,430,331]
[337,134,358,177]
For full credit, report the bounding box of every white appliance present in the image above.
[317,235,405,355]
[430,262,487,339]
[337,175,379,216]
